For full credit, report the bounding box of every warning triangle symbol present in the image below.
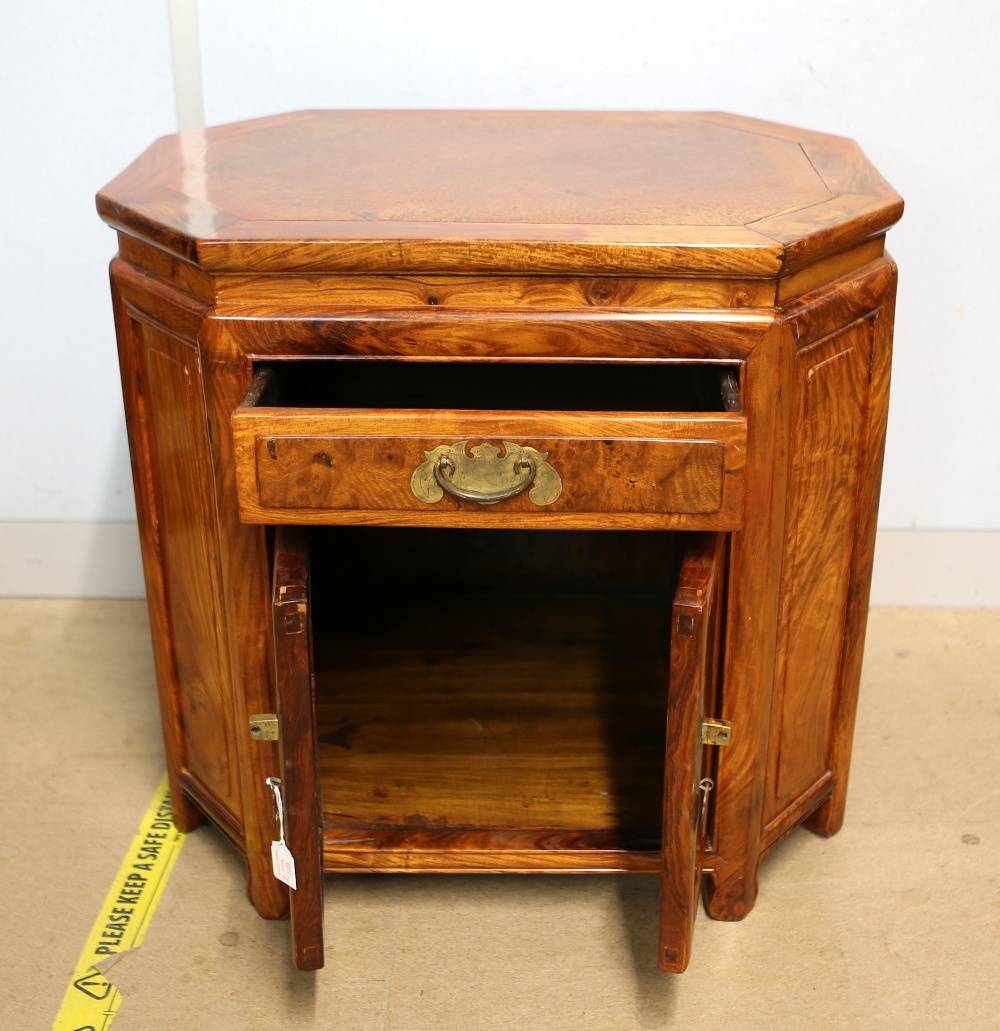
[72,969,112,1000]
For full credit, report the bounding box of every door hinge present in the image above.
[701,718,732,746]
[249,713,280,741]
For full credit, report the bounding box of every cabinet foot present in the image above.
[170,790,204,833]
[703,861,760,921]
[804,789,846,838]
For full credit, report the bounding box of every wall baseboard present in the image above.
[0,522,997,606]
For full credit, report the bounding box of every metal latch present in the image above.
[701,718,732,746]
[249,713,280,741]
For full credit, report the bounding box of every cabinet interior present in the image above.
[308,526,701,872]
[254,359,740,413]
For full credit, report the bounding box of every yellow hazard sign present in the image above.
[52,774,186,1030]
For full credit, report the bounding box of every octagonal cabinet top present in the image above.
[97,110,902,279]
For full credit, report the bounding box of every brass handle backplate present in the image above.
[411,441,562,506]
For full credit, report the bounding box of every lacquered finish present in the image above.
[232,408,747,529]
[98,110,902,974]
[97,110,901,277]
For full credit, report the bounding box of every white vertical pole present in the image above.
[168,0,206,131]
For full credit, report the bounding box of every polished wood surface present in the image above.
[97,109,901,975]
[659,533,725,972]
[769,323,870,813]
[233,411,746,529]
[271,527,324,970]
[98,110,901,277]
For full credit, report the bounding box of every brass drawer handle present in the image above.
[411,441,562,506]
[435,452,535,503]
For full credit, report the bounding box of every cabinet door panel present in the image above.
[659,533,725,972]
[271,526,325,970]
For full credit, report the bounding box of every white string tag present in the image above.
[266,776,297,890]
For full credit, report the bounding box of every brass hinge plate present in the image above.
[249,713,280,741]
[701,718,732,746]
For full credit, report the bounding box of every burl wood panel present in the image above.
[132,318,242,819]
[233,410,746,529]
[767,320,872,819]
[659,533,725,973]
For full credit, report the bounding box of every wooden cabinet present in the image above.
[97,110,902,973]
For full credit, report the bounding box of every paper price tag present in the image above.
[271,839,297,889]
[265,776,297,890]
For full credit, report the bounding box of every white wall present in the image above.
[2,1,997,599]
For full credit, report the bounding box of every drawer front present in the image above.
[233,409,746,529]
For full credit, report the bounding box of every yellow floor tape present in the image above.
[52,774,186,1031]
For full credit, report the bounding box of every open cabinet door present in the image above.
[659,533,726,972]
[271,525,325,970]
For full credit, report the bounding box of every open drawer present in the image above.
[266,524,727,973]
[233,360,747,530]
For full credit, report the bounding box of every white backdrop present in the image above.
[2,0,997,598]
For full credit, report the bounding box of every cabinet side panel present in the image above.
[139,324,242,816]
[768,321,870,813]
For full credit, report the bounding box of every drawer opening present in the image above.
[251,359,741,414]
[305,526,720,873]
[233,361,747,528]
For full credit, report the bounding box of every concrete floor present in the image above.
[3,601,997,1030]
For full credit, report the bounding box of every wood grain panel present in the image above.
[140,327,241,814]
[196,223,784,277]
[197,357,290,918]
[769,321,871,812]
[323,828,659,873]
[232,410,746,528]
[215,272,774,311]
[260,436,722,514]
[805,262,897,836]
[313,570,673,859]
[776,238,885,304]
[117,232,773,308]
[750,194,903,275]
[702,316,791,923]
[207,309,769,363]
[660,533,724,973]
[271,527,324,971]
[110,266,204,833]
[98,110,901,278]
[786,256,896,349]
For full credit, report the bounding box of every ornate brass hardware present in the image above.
[249,713,280,741]
[700,718,732,746]
[411,441,562,506]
